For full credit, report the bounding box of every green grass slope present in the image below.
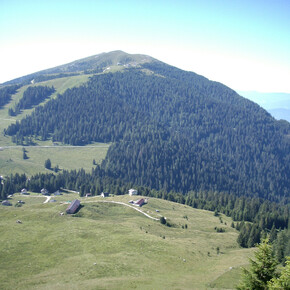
[0,194,253,289]
[0,144,109,176]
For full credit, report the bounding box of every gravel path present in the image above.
[43,196,51,203]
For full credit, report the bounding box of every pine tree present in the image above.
[247,224,261,248]
[79,184,85,197]
[237,238,278,290]
[267,257,290,289]
[237,223,250,248]
[44,159,51,169]
[274,229,290,264]
[269,224,277,243]
[160,216,166,225]
[22,151,28,159]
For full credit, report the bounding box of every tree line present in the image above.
[0,85,20,108]
[8,85,55,116]
[0,167,288,257]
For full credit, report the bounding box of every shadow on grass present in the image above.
[71,204,84,217]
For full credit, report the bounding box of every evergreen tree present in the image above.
[22,151,28,159]
[237,223,249,248]
[269,224,277,243]
[160,216,166,225]
[237,239,278,290]
[22,148,28,159]
[273,229,290,264]
[79,184,85,197]
[267,257,290,289]
[247,224,261,248]
[44,159,51,169]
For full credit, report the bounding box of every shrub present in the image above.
[160,216,166,225]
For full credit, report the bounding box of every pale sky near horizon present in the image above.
[1,0,289,93]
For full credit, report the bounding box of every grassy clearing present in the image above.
[208,266,247,289]
[0,143,109,176]
[0,193,253,289]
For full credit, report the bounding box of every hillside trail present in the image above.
[43,196,51,203]
[82,199,159,221]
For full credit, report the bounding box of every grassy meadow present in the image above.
[0,193,253,289]
[0,144,109,176]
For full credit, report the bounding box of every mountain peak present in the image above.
[2,50,156,85]
[38,50,156,74]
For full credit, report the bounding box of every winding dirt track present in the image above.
[43,196,51,204]
[82,199,159,221]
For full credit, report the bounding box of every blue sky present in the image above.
[1,0,289,92]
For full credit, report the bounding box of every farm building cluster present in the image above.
[2,187,150,217]
[20,188,62,196]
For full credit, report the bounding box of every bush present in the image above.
[215,227,225,233]
[160,216,166,225]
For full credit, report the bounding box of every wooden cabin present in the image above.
[66,199,80,214]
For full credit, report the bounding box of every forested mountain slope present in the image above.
[3,53,290,201]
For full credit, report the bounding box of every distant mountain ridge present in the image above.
[4,51,290,201]
[268,108,290,122]
[238,91,290,122]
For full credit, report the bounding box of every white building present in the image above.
[21,188,28,195]
[128,189,137,196]
[54,190,61,195]
[41,188,49,195]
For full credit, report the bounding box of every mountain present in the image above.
[1,50,155,86]
[2,51,290,201]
